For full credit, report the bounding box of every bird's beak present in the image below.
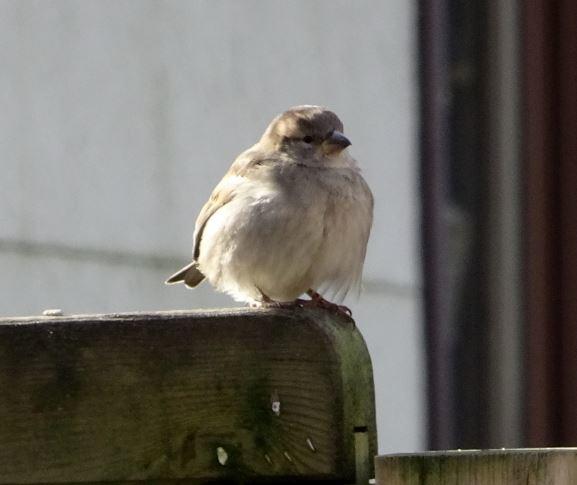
[322,130,351,154]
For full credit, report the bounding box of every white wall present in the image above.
[0,0,424,453]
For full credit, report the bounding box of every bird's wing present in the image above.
[165,150,265,288]
[192,148,267,260]
[191,179,236,260]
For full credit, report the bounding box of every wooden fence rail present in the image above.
[0,308,376,484]
[376,448,577,484]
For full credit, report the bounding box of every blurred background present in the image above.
[1,0,575,455]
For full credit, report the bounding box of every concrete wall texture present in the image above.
[0,0,424,453]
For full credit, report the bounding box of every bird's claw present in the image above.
[305,289,353,318]
[253,289,353,320]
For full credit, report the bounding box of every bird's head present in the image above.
[259,105,352,165]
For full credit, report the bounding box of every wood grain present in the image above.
[376,448,577,484]
[0,308,376,483]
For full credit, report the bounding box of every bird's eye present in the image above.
[302,135,314,144]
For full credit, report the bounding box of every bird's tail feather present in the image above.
[165,261,206,288]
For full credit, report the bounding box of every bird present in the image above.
[166,105,373,316]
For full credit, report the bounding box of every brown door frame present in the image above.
[524,0,577,445]
[422,0,577,447]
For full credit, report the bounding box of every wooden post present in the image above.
[376,448,577,484]
[0,308,376,484]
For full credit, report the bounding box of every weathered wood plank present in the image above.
[0,308,376,483]
[376,448,577,484]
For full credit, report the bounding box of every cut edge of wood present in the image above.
[0,306,353,324]
[379,447,577,459]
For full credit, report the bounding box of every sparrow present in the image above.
[166,105,373,315]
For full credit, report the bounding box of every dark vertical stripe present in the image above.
[523,0,561,447]
[524,0,577,445]
[419,0,453,449]
[558,0,577,444]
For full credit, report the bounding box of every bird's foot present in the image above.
[305,289,353,317]
[252,289,353,319]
